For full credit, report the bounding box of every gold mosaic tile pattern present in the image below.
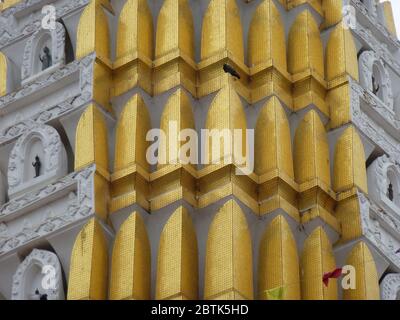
[294,110,331,188]
[333,126,368,194]
[382,1,398,37]
[76,0,111,65]
[115,0,153,68]
[110,213,151,300]
[301,227,337,300]
[114,94,151,173]
[258,215,301,300]
[0,52,7,97]
[205,84,247,167]
[326,22,359,83]
[204,200,253,300]
[335,195,363,243]
[328,83,351,129]
[155,0,195,61]
[156,207,199,300]
[158,89,196,169]
[255,97,294,179]
[248,0,287,72]
[74,104,109,175]
[67,219,108,300]
[201,0,244,62]
[65,0,382,301]
[343,242,380,300]
[288,10,324,79]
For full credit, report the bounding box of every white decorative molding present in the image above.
[11,249,64,300]
[350,85,400,159]
[357,0,377,17]
[0,165,95,256]
[0,54,95,147]
[0,171,5,207]
[367,155,400,218]
[359,192,400,271]
[0,54,94,110]
[352,82,400,136]
[380,274,400,300]
[357,26,400,75]
[21,22,66,85]
[0,0,90,49]
[358,50,394,111]
[350,0,400,50]
[8,124,67,198]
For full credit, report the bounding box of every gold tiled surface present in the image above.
[248,0,287,71]
[76,0,111,65]
[204,200,253,300]
[156,207,198,300]
[67,219,108,300]
[75,104,109,175]
[326,22,359,83]
[0,52,6,97]
[334,195,363,244]
[0,0,21,11]
[288,11,324,79]
[158,89,196,169]
[255,97,294,179]
[258,215,301,300]
[156,0,194,61]
[114,94,151,173]
[64,0,380,300]
[294,110,331,187]
[382,1,398,37]
[343,242,380,300]
[333,126,368,194]
[328,83,351,129]
[115,0,153,69]
[321,0,343,28]
[201,0,244,63]
[301,227,337,300]
[110,213,151,300]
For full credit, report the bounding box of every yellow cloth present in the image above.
[265,286,285,300]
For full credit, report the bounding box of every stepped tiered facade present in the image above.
[0,0,400,300]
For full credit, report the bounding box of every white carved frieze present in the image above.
[350,79,400,159]
[21,22,66,85]
[0,0,90,49]
[380,274,400,300]
[358,50,394,111]
[11,249,64,300]
[7,124,67,198]
[0,165,95,256]
[0,54,95,147]
[359,192,400,271]
[367,155,400,219]
[350,0,400,49]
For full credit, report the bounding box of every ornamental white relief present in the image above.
[11,249,64,300]
[0,0,90,49]
[358,50,394,112]
[0,166,94,256]
[8,124,67,198]
[367,155,400,218]
[358,192,400,270]
[380,274,400,300]
[21,21,65,85]
[0,171,5,207]
[350,80,400,159]
[358,0,377,17]
[351,0,398,46]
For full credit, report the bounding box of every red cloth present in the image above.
[323,268,343,287]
